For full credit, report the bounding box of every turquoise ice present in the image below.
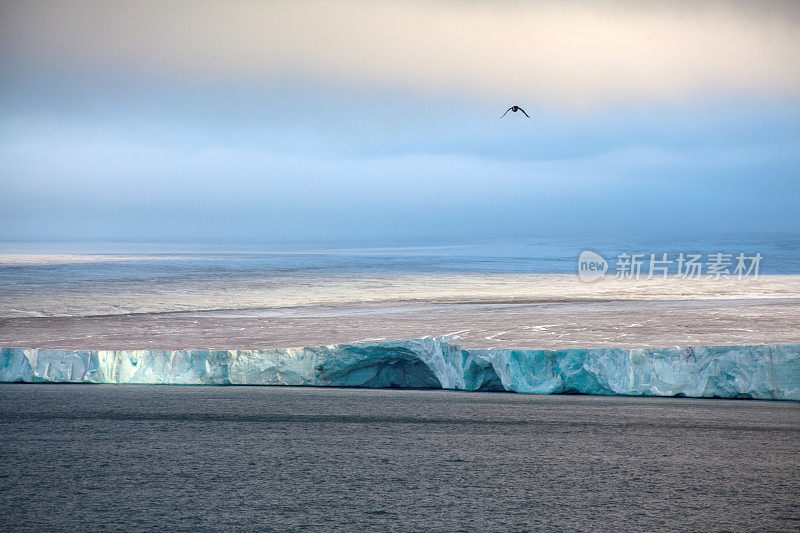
[1,339,798,400]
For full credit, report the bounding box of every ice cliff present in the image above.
[1,339,798,400]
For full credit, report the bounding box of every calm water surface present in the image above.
[1,385,799,532]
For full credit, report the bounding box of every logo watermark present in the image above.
[577,251,762,282]
[577,250,608,282]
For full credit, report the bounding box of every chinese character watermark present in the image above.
[578,251,762,282]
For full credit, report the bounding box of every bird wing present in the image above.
[518,107,530,118]
[501,107,513,118]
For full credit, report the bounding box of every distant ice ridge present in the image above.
[1,339,798,400]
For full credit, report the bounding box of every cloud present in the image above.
[2,111,798,242]
[2,0,800,105]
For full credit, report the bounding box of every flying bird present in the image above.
[501,105,530,118]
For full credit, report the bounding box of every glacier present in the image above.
[1,339,798,400]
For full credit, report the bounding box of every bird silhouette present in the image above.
[501,105,530,118]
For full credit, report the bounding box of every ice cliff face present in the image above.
[1,339,798,400]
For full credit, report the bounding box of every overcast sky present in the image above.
[1,0,799,243]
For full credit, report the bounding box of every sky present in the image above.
[1,0,799,244]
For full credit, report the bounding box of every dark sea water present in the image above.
[1,385,798,532]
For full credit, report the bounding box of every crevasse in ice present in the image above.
[1,339,798,400]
